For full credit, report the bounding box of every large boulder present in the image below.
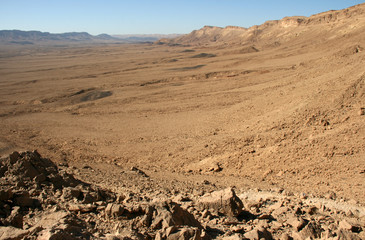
[197,188,243,217]
[150,201,202,230]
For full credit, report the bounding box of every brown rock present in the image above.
[257,214,273,220]
[358,108,365,116]
[269,201,283,211]
[0,189,12,201]
[150,201,202,230]
[231,225,245,233]
[222,233,243,240]
[5,206,23,229]
[68,203,96,213]
[243,229,259,240]
[286,217,306,231]
[32,211,69,230]
[61,187,81,200]
[339,220,361,233]
[303,206,317,215]
[167,227,202,240]
[105,229,145,240]
[271,206,289,218]
[9,151,20,164]
[280,233,291,240]
[105,203,124,217]
[336,229,362,240]
[197,188,243,217]
[138,205,154,227]
[293,221,321,240]
[37,230,76,240]
[0,226,29,240]
[32,211,93,239]
[243,227,273,240]
[34,174,46,183]
[13,191,34,207]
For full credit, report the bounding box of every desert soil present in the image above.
[1,40,364,203]
[0,4,365,239]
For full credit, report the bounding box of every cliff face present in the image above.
[157,3,365,47]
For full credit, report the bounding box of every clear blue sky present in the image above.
[0,0,364,35]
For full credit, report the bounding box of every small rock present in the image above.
[339,220,361,233]
[5,206,23,228]
[257,214,273,220]
[0,189,12,201]
[358,108,365,116]
[201,209,211,218]
[9,151,20,164]
[68,203,96,213]
[271,221,283,231]
[131,166,149,177]
[105,203,124,217]
[336,229,362,240]
[269,201,283,211]
[287,216,306,231]
[231,225,245,233]
[166,227,202,240]
[34,174,46,183]
[62,187,81,200]
[243,227,272,240]
[271,206,289,218]
[0,226,29,239]
[222,233,243,240]
[165,226,178,237]
[325,191,336,200]
[14,191,34,207]
[280,233,291,240]
[295,221,322,240]
[303,206,317,215]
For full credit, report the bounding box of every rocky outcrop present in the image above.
[197,188,243,217]
[0,151,364,239]
[158,3,365,47]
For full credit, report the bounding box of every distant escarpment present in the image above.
[157,3,365,47]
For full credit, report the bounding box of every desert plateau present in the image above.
[0,3,365,240]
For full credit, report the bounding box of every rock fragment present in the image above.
[286,216,307,231]
[105,203,125,217]
[339,220,361,232]
[0,226,29,240]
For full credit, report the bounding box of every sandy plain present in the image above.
[0,33,364,206]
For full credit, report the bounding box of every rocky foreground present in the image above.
[0,151,364,239]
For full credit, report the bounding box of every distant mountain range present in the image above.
[0,30,181,45]
[113,34,182,42]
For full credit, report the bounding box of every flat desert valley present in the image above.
[0,4,364,240]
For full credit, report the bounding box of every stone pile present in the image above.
[0,151,364,239]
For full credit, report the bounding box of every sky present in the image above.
[0,0,364,35]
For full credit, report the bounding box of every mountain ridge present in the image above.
[0,30,175,45]
[157,2,365,47]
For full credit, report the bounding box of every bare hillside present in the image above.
[0,3,364,239]
[158,3,365,48]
